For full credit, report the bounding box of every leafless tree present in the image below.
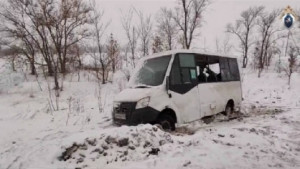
[135,10,152,56]
[21,0,56,76]
[265,43,280,69]
[68,43,84,82]
[121,44,130,68]
[40,0,92,74]
[88,46,110,84]
[152,35,164,53]
[284,46,298,86]
[33,0,91,90]
[252,41,281,70]
[1,0,48,78]
[215,35,233,54]
[90,1,110,84]
[226,6,264,68]
[0,0,92,91]
[121,8,139,68]
[256,9,281,78]
[106,33,120,73]
[156,8,178,50]
[7,46,20,71]
[172,0,210,49]
[0,0,38,75]
[120,45,131,81]
[7,38,37,75]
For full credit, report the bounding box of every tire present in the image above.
[225,103,234,117]
[157,114,175,131]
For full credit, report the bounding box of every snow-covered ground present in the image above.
[0,57,300,169]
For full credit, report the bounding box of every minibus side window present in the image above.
[179,54,196,84]
[179,54,196,67]
[220,58,232,81]
[220,58,240,81]
[169,54,197,94]
[228,58,240,81]
[195,55,221,83]
[207,57,221,82]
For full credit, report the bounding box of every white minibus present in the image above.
[113,50,242,130]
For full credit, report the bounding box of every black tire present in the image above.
[225,103,234,117]
[157,114,176,131]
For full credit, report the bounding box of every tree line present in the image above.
[227,6,300,80]
[0,0,299,90]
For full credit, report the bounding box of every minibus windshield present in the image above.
[129,55,171,87]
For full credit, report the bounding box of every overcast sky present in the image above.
[97,0,299,52]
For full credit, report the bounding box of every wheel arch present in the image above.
[157,108,177,123]
[226,99,235,110]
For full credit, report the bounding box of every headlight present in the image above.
[136,97,150,109]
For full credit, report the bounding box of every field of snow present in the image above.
[0,57,300,169]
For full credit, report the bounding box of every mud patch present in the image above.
[58,125,181,168]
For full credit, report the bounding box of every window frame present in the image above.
[170,53,198,85]
[195,55,240,84]
[228,58,240,81]
[169,53,198,94]
[220,57,240,82]
[206,56,221,83]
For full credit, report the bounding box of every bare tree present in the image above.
[40,0,92,74]
[7,46,20,71]
[68,43,83,81]
[284,46,298,86]
[256,9,281,78]
[22,0,55,76]
[152,35,164,53]
[226,6,264,68]
[172,0,210,49]
[0,0,92,91]
[89,46,110,84]
[10,37,37,75]
[32,0,91,90]
[135,10,152,56]
[0,0,40,75]
[106,33,120,73]
[90,2,110,84]
[215,35,233,54]
[121,8,139,67]
[119,45,132,81]
[265,42,280,68]
[1,0,50,79]
[156,8,178,50]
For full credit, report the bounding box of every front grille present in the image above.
[113,102,136,124]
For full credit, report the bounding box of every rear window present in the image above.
[220,58,240,81]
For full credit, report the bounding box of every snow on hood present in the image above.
[114,86,163,102]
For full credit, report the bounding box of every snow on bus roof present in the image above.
[142,49,237,60]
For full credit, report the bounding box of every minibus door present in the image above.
[168,53,201,123]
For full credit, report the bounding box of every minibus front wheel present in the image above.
[157,114,176,131]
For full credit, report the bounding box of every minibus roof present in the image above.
[143,49,237,60]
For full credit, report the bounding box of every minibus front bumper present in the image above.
[112,102,159,126]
